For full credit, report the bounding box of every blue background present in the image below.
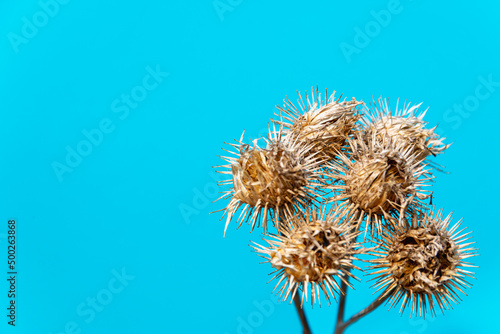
[1,1,499,333]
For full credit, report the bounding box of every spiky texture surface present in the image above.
[361,99,450,164]
[275,87,363,162]
[213,88,478,324]
[369,208,477,317]
[330,133,433,235]
[252,207,365,306]
[215,129,327,235]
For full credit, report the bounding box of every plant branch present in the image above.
[293,293,312,334]
[333,271,349,334]
[335,276,349,328]
[334,293,389,334]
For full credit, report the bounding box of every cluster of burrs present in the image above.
[213,88,477,317]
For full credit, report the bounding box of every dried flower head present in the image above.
[330,133,433,235]
[252,207,365,306]
[361,99,450,165]
[369,208,477,317]
[275,87,363,161]
[214,128,327,235]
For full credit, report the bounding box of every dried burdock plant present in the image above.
[329,132,433,235]
[252,206,366,306]
[213,127,328,235]
[369,208,478,317]
[275,87,363,163]
[361,98,450,166]
[213,89,477,334]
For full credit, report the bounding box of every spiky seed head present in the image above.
[214,128,327,235]
[330,133,433,235]
[369,208,478,317]
[275,87,363,162]
[252,207,365,306]
[361,99,450,164]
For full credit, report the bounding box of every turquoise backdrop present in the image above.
[1,1,499,333]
